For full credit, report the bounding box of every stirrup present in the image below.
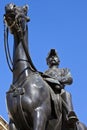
[66,111,79,124]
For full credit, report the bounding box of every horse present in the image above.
[4,3,62,130]
[4,3,87,130]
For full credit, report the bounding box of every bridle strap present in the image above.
[20,27,37,72]
[4,23,13,72]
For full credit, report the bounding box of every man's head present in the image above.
[46,49,60,68]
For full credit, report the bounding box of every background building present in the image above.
[0,116,8,130]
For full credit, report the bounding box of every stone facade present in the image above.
[0,116,8,130]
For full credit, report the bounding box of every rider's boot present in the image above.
[66,111,79,127]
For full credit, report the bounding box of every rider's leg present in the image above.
[60,89,78,126]
[61,89,73,111]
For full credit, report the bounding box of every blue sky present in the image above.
[0,0,87,126]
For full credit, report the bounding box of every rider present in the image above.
[43,49,78,127]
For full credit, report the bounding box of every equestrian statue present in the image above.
[4,3,87,130]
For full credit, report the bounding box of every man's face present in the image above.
[47,55,59,67]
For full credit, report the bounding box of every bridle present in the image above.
[4,4,37,72]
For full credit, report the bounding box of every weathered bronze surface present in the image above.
[4,3,87,130]
[44,49,78,126]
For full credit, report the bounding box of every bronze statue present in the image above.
[4,3,87,130]
[43,49,78,127]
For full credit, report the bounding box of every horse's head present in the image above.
[4,3,30,34]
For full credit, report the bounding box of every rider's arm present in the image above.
[58,68,73,85]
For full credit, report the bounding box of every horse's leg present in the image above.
[9,118,18,130]
[33,107,47,130]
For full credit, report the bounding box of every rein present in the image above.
[4,22,13,72]
[4,16,37,73]
[20,29,37,72]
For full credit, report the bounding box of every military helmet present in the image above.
[46,49,60,65]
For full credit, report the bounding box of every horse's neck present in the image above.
[13,30,32,84]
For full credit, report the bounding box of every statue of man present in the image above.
[43,49,78,127]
